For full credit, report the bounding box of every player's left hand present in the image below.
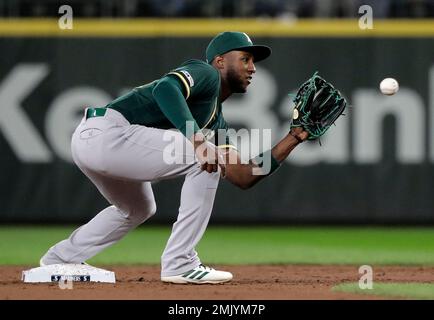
[289,72,347,141]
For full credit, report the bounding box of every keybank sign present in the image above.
[0,64,433,166]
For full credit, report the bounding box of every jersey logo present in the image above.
[180,70,194,87]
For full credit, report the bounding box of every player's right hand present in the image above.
[190,132,226,177]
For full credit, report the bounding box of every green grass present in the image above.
[1,225,434,265]
[333,283,434,300]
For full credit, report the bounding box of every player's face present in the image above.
[224,51,256,93]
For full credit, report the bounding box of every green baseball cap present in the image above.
[206,31,272,64]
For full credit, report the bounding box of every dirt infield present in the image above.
[1,265,433,300]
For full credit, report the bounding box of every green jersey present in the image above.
[107,59,234,148]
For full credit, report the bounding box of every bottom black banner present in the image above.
[1,300,431,318]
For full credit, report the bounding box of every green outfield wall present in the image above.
[0,19,433,223]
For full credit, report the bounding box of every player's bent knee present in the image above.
[145,200,157,219]
[115,198,157,225]
[130,200,157,224]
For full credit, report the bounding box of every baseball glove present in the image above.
[290,72,347,140]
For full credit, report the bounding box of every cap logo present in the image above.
[243,33,253,45]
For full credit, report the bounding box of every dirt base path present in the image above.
[1,265,433,300]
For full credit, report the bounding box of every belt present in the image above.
[86,107,107,119]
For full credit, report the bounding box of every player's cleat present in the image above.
[39,257,90,267]
[39,257,47,267]
[161,264,233,284]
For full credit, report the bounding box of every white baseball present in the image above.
[380,78,399,95]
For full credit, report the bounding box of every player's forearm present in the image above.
[270,131,303,163]
[224,132,302,189]
[224,161,264,190]
[222,134,300,189]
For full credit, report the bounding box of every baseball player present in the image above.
[39,31,308,284]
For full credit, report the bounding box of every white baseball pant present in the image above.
[41,108,220,277]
